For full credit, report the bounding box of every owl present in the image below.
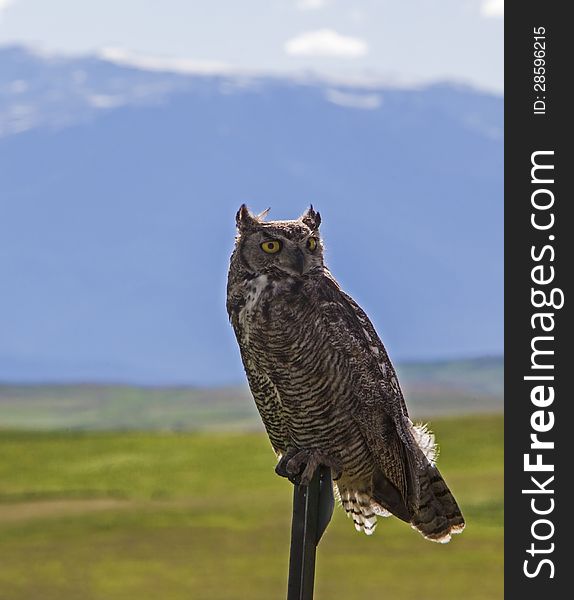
[226,205,465,542]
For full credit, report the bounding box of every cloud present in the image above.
[296,0,328,10]
[481,0,504,18]
[284,29,368,59]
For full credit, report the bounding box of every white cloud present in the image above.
[296,0,328,10]
[284,29,368,59]
[481,0,504,18]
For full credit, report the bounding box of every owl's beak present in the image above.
[291,247,305,275]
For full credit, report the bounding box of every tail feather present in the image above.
[410,464,465,543]
[337,465,464,542]
[340,489,378,535]
[336,417,464,542]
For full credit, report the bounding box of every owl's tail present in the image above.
[337,464,464,542]
[338,487,389,535]
[409,464,465,543]
[367,428,465,543]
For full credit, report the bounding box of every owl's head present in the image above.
[233,204,324,277]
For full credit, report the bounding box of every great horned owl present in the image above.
[226,205,465,542]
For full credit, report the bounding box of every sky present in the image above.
[0,0,503,93]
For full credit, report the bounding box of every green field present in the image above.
[0,414,503,599]
[0,357,503,431]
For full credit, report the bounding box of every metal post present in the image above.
[287,466,334,600]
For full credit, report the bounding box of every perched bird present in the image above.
[226,205,465,542]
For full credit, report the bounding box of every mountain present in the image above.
[0,46,503,385]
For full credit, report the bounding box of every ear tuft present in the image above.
[236,204,258,231]
[301,205,321,230]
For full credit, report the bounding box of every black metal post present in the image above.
[287,466,334,600]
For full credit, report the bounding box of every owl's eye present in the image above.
[261,240,282,254]
[306,237,318,252]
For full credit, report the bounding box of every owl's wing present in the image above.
[314,270,430,508]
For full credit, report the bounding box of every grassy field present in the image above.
[0,414,503,599]
[0,357,503,430]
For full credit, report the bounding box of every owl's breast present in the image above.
[232,273,364,449]
[232,274,312,350]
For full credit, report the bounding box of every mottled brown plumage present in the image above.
[226,205,464,542]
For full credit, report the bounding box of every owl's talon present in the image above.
[331,465,343,481]
[275,449,299,479]
[275,460,289,478]
[286,449,342,486]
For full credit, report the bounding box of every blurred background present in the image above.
[0,1,503,599]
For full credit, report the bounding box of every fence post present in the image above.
[287,466,334,600]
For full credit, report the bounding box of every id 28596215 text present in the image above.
[533,27,547,115]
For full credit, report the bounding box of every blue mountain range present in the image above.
[0,47,503,385]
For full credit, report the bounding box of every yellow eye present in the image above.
[307,237,318,252]
[261,240,282,254]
